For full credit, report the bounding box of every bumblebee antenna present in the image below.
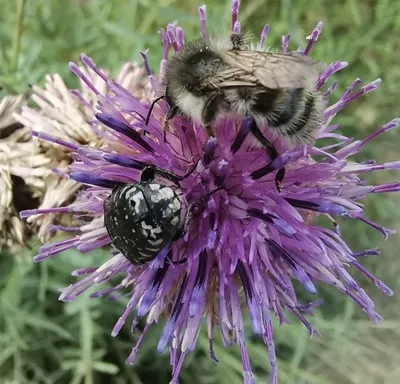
[145,95,165,126]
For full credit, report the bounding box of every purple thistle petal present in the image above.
[303,22,323,55]
[341,78,363,100]
[231,116,252,153]
[48,225,81,233]
[101,153,147,169]
[259,24,270,49]
[281,34,290,53]
[95,113,154,153]
[80,53,108,82]
[352,261,393,296]
[157,274,189,353]
[20,206,71,218]
[231,0,240,31]
[126,323,151,365]
[237,261,263,334]
[353,248,380,258]
[318,61,348,89]
[198,5,207,40]
[360,118,400,146]
[70,172,118,188]
[69,62,100,95]
[265,238,317,294]
[176,27,185,47]
[159,29,170,60]
[251,150,298,180]
[139,51,152,75]
[204,136,217,165]
[167,24,179,52]
[351,213,396,239]
[285,198,348,216]
[31,131,79,151]
[322,80,338,97]
[233,21,241,34]
[34,237,80,262]
[138,263,169,317]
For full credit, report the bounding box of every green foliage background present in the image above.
[1,0,400,383]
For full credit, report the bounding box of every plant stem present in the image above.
[11,0,26,72]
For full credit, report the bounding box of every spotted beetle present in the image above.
[104,166,193,265]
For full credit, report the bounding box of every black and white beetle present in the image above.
[104,165,220,265]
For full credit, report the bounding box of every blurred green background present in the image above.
[1,0,400,383]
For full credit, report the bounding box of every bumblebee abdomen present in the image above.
[269,88,304,126]
[246,87,323,145]
[284,92,324,144]
[250,88,280,114]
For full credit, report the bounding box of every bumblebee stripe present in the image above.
[286,92,315,136]
[271,88,304,127]
[251,88,279,114]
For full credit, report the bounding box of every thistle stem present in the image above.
[11,0,26,72]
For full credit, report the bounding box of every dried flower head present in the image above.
[12,63,146,242]
[0,92,38,250]
[21,2,399,383]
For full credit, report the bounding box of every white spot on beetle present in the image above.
[129,191,145,214]
[141,221,162,239]
[153,226,162,234]
[162,208,172,218]
[151,194,160,203]
[148,238,164,246]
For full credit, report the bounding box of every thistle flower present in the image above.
[21,2,399,383]
[13,63,146,241]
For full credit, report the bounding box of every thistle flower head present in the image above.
[21,2,399,383]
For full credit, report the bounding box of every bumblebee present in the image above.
[163,33,324,147]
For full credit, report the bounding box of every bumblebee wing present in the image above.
[216,51,324,89]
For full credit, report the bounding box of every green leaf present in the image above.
[92,361,120,374]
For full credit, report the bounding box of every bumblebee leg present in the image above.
[204,124,214,137]
[145,95,165,126]
[162,105,179,139]
[173,186,223,240]
[141,156,201,185]
[249,119,278,158]
[249,119,286,192]
[275,168,286,193]
[163,247,187,266]
[171,208,193,241]
[141,165,182,184]
[167,258,187,265]
[202,92,224,137]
